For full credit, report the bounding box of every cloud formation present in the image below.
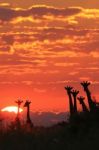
[0,4,99,111]
[0,6,81,22]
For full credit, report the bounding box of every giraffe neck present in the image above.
[84,87,96,111]
[85,88,91,101]
[17,106,20,119]
[73,96,77,113]
[68,92,74,115]
[27,106,31,123]
[81,101,89,112]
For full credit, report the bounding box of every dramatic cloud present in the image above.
[0,6,81,22]
[0,3,99,112]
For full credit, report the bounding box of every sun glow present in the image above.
[1,106,23,114]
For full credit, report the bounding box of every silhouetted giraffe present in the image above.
[24,100,33,126]
[65,86,74,116]
[77,96,89,112]
[81,81,96,112]
[15,99,23,128]
[15,99,23,120]
[71,90,79,113]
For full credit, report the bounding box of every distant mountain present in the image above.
[29,111,69,126]
[0,111,69,127]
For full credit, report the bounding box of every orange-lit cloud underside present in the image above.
[0,1,99,112]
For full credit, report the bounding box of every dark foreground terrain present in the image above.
[0,113,99,150]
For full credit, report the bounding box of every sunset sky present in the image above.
[0,0,99,112]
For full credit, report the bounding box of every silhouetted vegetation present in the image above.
[0,81,99,150]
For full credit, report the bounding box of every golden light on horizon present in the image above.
[1,106,23,114]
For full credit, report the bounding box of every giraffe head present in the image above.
[81,81,90,91]
[71,90,79,97]
[77,96,85,104]
[64,86,73,94]
[24,100,31,107]
[15,99,23,106]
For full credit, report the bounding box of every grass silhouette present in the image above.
[0,112,99,150]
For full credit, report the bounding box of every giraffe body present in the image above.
[24,100,33,127]
[78,96,89,112]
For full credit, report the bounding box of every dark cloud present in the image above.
[4,27,88,43]
[41,27,89,36]
[0,7,15,21]
[28,6,81,16]
[2,35,14,44]
[0,6,82,22]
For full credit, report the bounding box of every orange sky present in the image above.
[0,1,99,112]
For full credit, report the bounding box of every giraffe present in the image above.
[71,90,79,113]
[24,100,33,126]
[15,99,23,119]
[81,81,96,112]
[77,96,89,113]
[15,99,23,128]
[64,86,74,116]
